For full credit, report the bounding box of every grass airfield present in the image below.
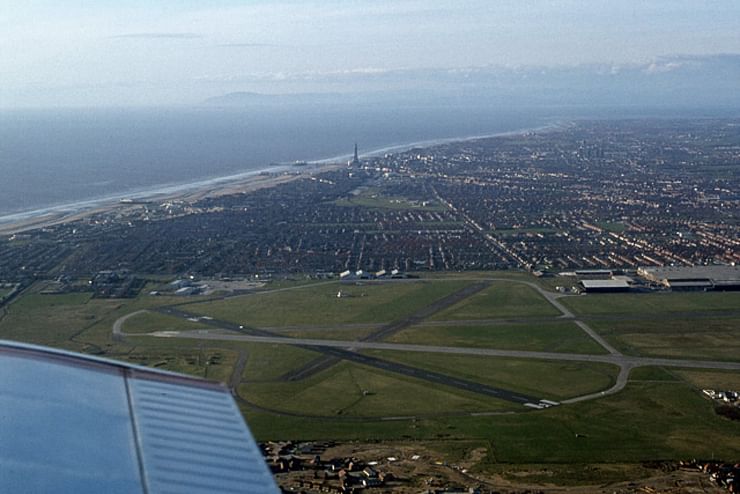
[1,272,739,484]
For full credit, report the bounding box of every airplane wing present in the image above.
[0,340,280,493]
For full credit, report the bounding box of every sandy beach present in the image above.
[0,162,342,236]
[0,122,561,236]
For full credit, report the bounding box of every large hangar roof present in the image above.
[0,340,279,494]
[639,265,740,283]
[580,279,630,290]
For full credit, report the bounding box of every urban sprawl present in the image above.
[1,119,738,294]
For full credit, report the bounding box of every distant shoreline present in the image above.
[0,121,560,235]
[0,164,291,225]
[309,121,562,165]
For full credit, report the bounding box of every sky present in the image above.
[2,0,739,107]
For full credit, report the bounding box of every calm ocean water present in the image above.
[0,106,544,219]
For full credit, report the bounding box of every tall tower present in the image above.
[350,143,361,166]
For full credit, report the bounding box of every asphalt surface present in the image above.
[309,346,539,404]
[146,331,740,372]
[282,281,491,381]
[214,309,740,332]
[149,330,544,405]
[111,309,148,341]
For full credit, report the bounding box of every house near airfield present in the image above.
[637,265,740,291]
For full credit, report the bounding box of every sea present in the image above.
[1,101,735,225]
[0,105,552,223]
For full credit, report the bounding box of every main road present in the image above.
[146,329,740,373]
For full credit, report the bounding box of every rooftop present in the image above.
[579,279,631,289]
[639,265,740,282]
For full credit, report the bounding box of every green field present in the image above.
[0,291,111,351]
[363,351,618,401]
[596,221,627,233]
[589,317,740,361]
[335,193,447,212]
[0,282,216,351]
[431,282,560,320]
[243,380,740,463]
[240,360,513,417]
[276,326,380,341]
[240,342,322,382]
[388,321,608,354]
[123,310,206,334]
[2,276,739,476]
[126,344,238,382]
[562,291,740,316]
[627,366,681,382]
[673,368,740,390]
[188,280,470,327]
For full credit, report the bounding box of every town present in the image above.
[0,118,738,494]
[0,119,738,290]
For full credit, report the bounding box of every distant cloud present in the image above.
[217,42,281,48]
[110,33,202,40]
[644,61,684,74]
[192,55,740,87]
[192,67,396,84]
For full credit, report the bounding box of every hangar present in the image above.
[579,279,631,293]
[638,265,740,291]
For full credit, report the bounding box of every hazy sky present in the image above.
[2,0,739,107]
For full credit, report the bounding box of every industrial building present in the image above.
[579,279,631,293]
[637,265,740,291]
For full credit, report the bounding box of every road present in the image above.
[213,309,740,333]
[228,350,249,394]
[561,364,634,404]
[111,309,148,341]
[145,330,740,372]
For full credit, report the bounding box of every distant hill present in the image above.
[203,91,348,106]
[203,54,740,111]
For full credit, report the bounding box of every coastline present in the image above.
[0,163,334,235]
[0,121,562,235]
[309,121,562,165]
[0,164,290,224]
